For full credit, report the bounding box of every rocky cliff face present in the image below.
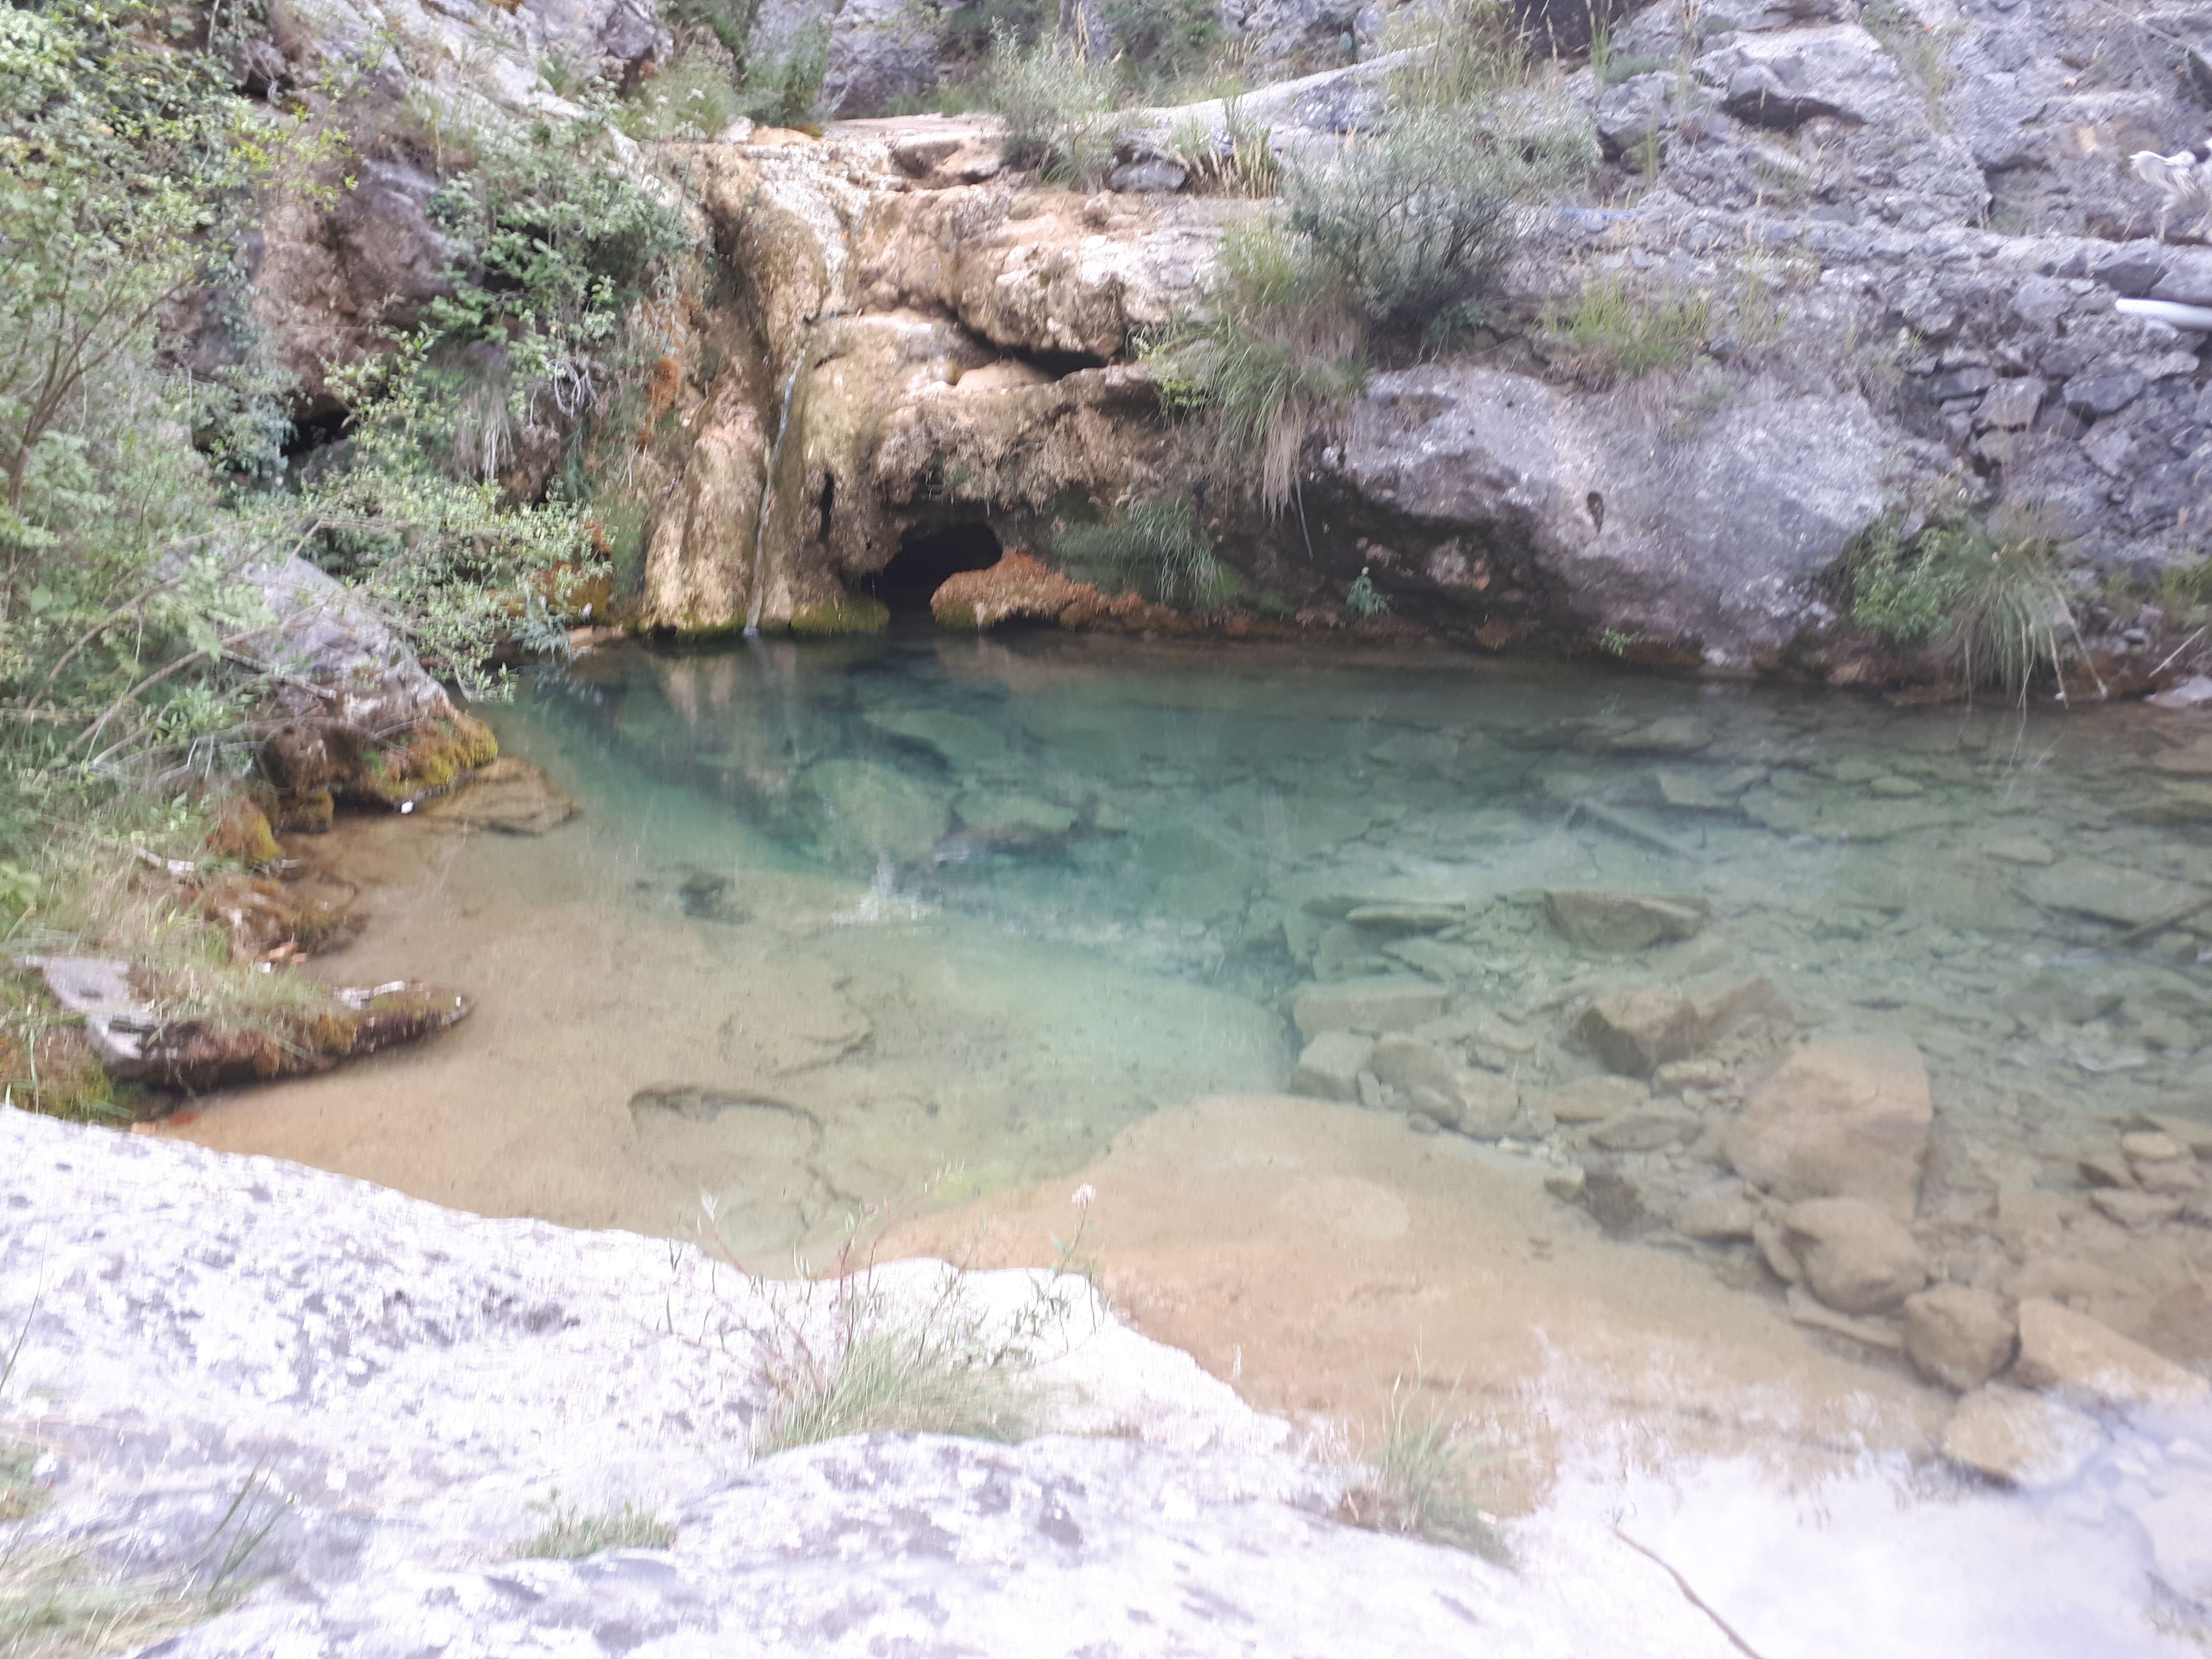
[246,0,2212,677]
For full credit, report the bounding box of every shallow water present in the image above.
[173,627,2212,1652]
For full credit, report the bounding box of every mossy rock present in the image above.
[356,714,499,807]
[207,797,283,866]
[789,598,891,635]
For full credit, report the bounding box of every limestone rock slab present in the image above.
[1725,1035,1932,1220]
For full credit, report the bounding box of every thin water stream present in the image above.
[171,628,2212,1653]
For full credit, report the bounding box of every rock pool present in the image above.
[168,628,2212,1653]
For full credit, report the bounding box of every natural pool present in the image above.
[170,627,2212,1654]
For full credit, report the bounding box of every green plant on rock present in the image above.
[517,1495,676,1559]
[1288,107,1591,349]
[1342,568,1390,621]
[410,114,689,482]
[1100,0,1221,84]
[1544,274,1709,384]
[1340,1372,1503,1559]
[738,18,832,128]
[1143,220,1368,517]
[1847,508,2093,700]
[622,53,746,140]
[1055,496,1227,607]
[1169,96,1281,198]
[985,30,1122,186]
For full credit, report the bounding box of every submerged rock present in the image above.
[1780,1197,1927,1315]
[2010,1298,2211,1409]
[952,791,1078,847]
[1903,1286,2017,1392]
[1541,889,1708,953]
[793,758,950,867]
[1577,987,1702,1076]
[1291,1031,1373,1101]
[1724,1035,1932,1220]
[1529,1074,1650,1125]
[416,757,578,836]
[1291,977,1449,1040]
[1942,1385,2104,1487]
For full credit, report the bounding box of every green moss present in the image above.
[356,714,500,806]
[789,598,892,635]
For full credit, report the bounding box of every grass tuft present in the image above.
[1545,275,1709,385]
[986,32,1122,188]
[1055,496,1228,608]
[1339,1373,1503,1560]
[754,1314,1035,1456]
[516,1498,675,1560]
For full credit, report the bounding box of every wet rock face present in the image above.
[2010,1298,2212,1410]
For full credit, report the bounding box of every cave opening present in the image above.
[866,522,1003,614]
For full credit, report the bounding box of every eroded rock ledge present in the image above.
[0,1107,1755,1657]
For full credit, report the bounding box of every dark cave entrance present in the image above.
[866,522,1002,614]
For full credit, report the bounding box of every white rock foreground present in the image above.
[0,1109,1742,1658]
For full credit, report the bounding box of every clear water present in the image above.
[178,626,2212,1653]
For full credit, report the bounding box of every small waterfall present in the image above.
[744,349,810,637]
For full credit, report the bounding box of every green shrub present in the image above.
[1170,96,1281,198]
[1544,275,1709,383]
[1289,108,1591,348]
[1101,0,1221,81]
[986,31,1122,185]
[1342,569,1389,621]
[1055,496,1227,606]
[622,53,746,140]
[738,18,832,127]
[1144,220,1367,515]
[1847,511,2081,698]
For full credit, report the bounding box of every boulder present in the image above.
[1418,1070,1520,1140]
[1542,889,1709,952]
[1699,24,1910,129]
[2089,1190,2182,1228]
[2011,1299,2211,1409]
[1942,1385,2103,1487]
[1291,978,1450,1040]
[1292,1032,1373,1101]
[1725,1035,1932,1220]
[1367,1034,1460,1097]
[819,0,940,117]
[1902,1286,2017,1392]
[931,553,1096,629]
[1780,1197,1928,1315]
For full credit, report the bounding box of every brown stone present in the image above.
[1725,1035,1933,1220]
[1942,1385,2102,1486]
[1902,1286,2017,1391]
[2011,1298,2212,1408]
[1578,987,1701,1076]
[930,551,1094,629]
[1781,1197,1928,1315]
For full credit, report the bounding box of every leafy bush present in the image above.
[1056,496,1227,607]
[1848,511,2085,698]
[986,31,1122,186]
[1144,221,1367,515]
[1544,275,1709,384]
[411,116,688,481]
[1101,0,1221,81]
[738,18,832,128]
[1289,107,1591,347]
[621,53,746,140]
